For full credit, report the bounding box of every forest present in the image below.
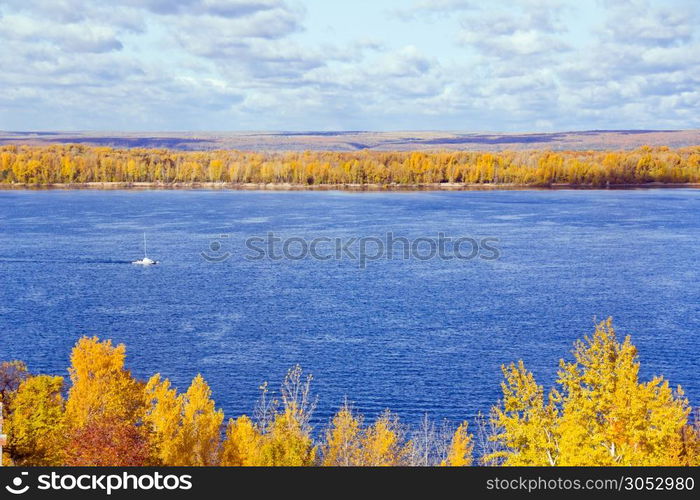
[1,319,697,467]
[1,145,700,187]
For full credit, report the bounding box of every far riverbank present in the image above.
[1,181,699,191]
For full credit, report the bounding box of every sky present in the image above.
[0,0,698,132]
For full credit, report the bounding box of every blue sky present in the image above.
[0,0,698,131]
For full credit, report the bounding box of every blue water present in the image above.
[0,189,698,427]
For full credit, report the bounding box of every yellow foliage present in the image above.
[485,361,559,466]
[359,410,410,466]
[143,374,181,464]
[3,145,700,186]
[322,402,363,466]
[441,421,473,466]
[144,373,223,466]
[221,415,262,466]
[222,406,317,467]
[0,323,694,467]
[257,405,317,466]
[64,337,143,429]
[6,375,66,466]
[555,319,690,466]
[487,319,693,466]
[180,375,224,465]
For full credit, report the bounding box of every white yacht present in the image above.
[132,233,158,266]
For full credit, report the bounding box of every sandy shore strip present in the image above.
[1,181,699,191]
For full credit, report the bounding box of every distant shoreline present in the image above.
[2,130,700,152]
[1,181,699,191]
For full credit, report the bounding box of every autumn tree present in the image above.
[2,145,699,187]
[65,417,151,466]
[144,374,224,466]
[64,337,144,429]
[442,421,473,466]
[676,413,700,466]
[485,361,559,466]
[256,406,316,466]
[253,365,318,466]
[0,360,29,410]
[0,360,29,463]
[555,319,690,466]
[487,319,692,466]
[222,366,319,467]
[359,410,411,466]
[221,415,262,466]
[409,414,459,466]
[0,319,695,467]
[5,375,66,466]
[322,401,363,466]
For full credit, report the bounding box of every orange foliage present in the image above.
[65,417,152,466]
[2,145,700,186]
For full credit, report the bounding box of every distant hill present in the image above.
[2,130,699,152]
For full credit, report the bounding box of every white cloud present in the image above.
[0,15,124,53]
[0,0,698,131]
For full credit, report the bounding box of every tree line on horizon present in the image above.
[1,145,700,186]
[1,319,697,467]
